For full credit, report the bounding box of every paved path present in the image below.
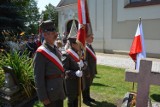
[96,52,160,72]
[96,53,135,69]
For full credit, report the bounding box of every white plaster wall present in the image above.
[91,0,160,55]
[88,0,113,52]
[117,0,160,21]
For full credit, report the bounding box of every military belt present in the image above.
[45,74,64,80]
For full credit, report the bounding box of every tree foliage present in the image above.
[42,3,58,30]
[0,0,25,39]
[0,0,40,40]
[0,0,60,39]
[24,0,40,34]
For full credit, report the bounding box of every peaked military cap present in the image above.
[40,20,56,32]
[68,37,77,44]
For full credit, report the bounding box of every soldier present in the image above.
[33,20,66,107]
[82,34,97,106]
[62,37,84,107]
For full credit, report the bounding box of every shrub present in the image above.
[0,51,34,98]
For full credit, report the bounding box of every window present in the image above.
[130,0,145,3]
[125,0,160,8]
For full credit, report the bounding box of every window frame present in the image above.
[125,0,160,8]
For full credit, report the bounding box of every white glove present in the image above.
[78,60,84,68]
[75,70,83,77]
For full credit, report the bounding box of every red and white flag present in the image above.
[77,0,92,47]
[129,20,146,71]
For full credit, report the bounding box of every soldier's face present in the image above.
[45,32,57,39]
[86,35,94,43]
[50,32,58,40]
[72,43,80,51]
[44,31,58,44]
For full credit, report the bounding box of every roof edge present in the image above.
[57,0,64,7]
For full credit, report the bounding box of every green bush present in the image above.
[0,69,4,87]
[0,51,34,98]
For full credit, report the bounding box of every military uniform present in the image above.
[82,43,97,105]
[33,20,66,107]
[62,38,81,107]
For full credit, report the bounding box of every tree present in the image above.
[0,0,25,39]
[13,0,40,35]
[24,0,40,34]
[42,3,58,30]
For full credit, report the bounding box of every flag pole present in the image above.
[78,67,82,107]
[132,17,142,91]
[139,17,141,24]
[78,49,85,107]
[77,0,89,105]
[132,61,136,91]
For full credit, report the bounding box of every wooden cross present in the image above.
[125,59,160,107]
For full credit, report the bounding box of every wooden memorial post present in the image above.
[125,59,160,107]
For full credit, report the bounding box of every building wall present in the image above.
[57,3,78,36]
[57,0,160,57]
[111,0,160,56]
[88,0,113,52]
[88,0,160,57]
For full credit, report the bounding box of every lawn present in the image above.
[34,65,160,107]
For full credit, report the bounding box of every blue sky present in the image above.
[36,0,61,12]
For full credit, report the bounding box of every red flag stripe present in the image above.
[129,35,142,61]
[78,0,82,24]
[77,27,86,46]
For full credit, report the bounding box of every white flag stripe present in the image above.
[136,22,146,71]
[80,0,86,24]
[135,24,140,37]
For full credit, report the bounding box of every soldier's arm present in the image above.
[33,52,48,102]
[62,53,78,78]
[83,51,91,76]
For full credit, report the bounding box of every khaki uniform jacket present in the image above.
[33,41,66,102]
[83,43,97,89]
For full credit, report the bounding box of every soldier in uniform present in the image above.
[82,34,97,106]
[33,20,66,107]
[62,37,84,107]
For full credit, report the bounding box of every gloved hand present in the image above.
[75,70,83,77]
[78,60,84,68]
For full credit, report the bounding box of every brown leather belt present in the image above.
[45,74,64,80]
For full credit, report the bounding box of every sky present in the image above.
[36,0,61,12]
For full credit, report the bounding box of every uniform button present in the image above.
[51,88,53,90]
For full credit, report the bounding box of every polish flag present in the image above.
[77,0,87,47]
[77,0,92,47]
[129,20,146,71]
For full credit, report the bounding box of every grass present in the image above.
[33,65,160,107]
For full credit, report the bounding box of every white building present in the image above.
[56,0,160,58]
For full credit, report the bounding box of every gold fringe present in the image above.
[76,40,86,60]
